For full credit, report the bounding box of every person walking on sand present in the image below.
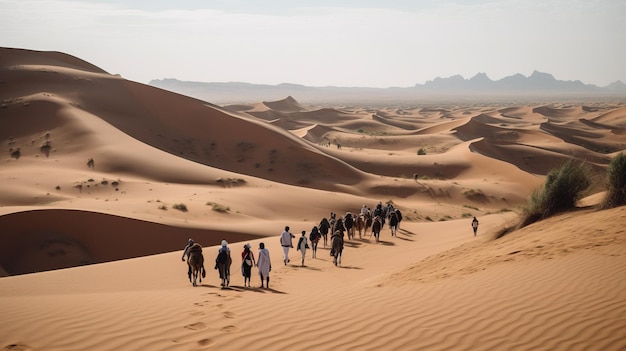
[241,243,255,288]
[472,217,479,237]
[296,230,309,266]
[280,226,295,265]
[256,242,271,288]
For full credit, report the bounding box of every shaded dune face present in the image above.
[0,209,260,275]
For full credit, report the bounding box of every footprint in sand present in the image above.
[197,339,215,347]
[184,322,206,330]
[223,311,235,318]
[3,344,33,351]
[221,325,238,333]
[189,310,205,316]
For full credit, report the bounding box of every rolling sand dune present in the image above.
[1,48,625,350]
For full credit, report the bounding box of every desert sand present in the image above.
[1,47,625,350]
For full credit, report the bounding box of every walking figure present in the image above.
[472,217,479,237]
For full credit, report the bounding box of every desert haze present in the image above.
[1,47,625,351]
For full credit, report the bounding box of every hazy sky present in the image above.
[2,0,625,87]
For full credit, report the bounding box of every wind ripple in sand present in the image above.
[200,251,625,351]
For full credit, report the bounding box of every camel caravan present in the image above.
[317,201,403,264]
[182,202,402,286]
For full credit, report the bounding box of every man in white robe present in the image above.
[257,242,271,288]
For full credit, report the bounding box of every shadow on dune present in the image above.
[0,209,262,276]
[395,236,415,242]
[291,265,323,271]
[375,240,396,246]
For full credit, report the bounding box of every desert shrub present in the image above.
[520,160,590,227]
[206,202,230,213]
[10,148,20,159]
[417,148,426,155]
[463,188,485,199]
[601,152,626,209]
[40,141,51,157]
[173,203,188,212]
[216,177,246,187]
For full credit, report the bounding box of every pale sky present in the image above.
[2,0,625,88]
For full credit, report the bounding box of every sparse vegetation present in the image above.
[520,160,591,228]
[206,202,230,213]
[417,148,426,155]
[463,188,487,201]
[10,148,20,159]
[601,152,626,209]
[40,141,51,157]
[216,177,246,187]
[173,203,188,212]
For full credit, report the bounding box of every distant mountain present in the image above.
[422,71,598,93]
[150,71,626,105]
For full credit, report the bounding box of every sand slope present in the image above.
[1,48,626,350]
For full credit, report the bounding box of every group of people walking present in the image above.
[181,204,481,288]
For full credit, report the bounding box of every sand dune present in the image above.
[1,47,625,350]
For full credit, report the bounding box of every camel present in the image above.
[319,217,331,247]
[187,244,204,287]
[371,216,382,243]
[388,211,399,237]
[330,231,344,266]
[344,212,355,240]
[354,213,365,238]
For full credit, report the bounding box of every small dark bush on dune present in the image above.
[173,203,188,212]
[601,152,626,209]
[520,160,591,228]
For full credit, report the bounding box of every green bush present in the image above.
[520,160,590,227]
[601,152,626,209]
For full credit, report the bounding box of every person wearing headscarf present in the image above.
[181,238,194,261]
[241,243,256,287]
[256,242,271,288]
[219,240,230,254]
